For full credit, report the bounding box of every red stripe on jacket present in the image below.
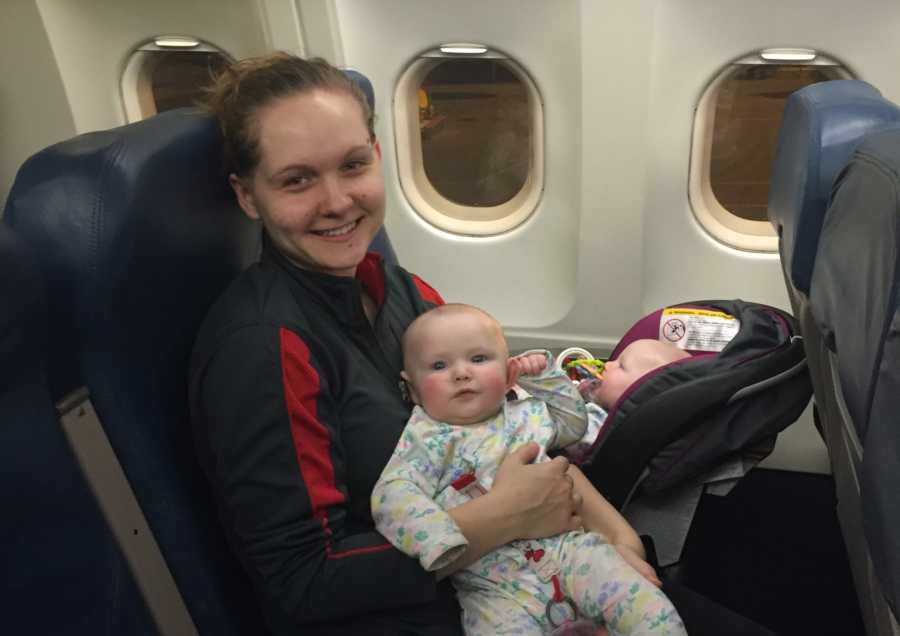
[412,275,444,306]
[356,252,386,307]
[280,328,345,520]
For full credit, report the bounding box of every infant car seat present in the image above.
[582,299,812,510]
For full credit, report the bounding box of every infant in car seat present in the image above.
[578,340,690,410]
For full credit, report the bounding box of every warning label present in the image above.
[659,308,739,352]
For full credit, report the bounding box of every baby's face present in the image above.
[404,311,510,426]
[591,346,649,409]
[586,339,686,409]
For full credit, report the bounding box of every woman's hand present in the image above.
[491,442,583,541]
[615,543,662,587]
[439,443,582,578]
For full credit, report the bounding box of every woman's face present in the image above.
[231,89,385,277]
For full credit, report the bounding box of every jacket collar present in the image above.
[260,232,386,326]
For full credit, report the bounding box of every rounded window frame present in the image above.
[689,50,852,252]
[121,37,233,123]
[393,46,545,237]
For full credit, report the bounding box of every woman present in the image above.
[189,52,774,636]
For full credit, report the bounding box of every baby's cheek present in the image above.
[597,381,618,408]
[484,368,509,394]
[418,375,447,405]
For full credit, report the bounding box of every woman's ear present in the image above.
[229,173,261,221]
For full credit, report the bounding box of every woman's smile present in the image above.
[311,218,361,238]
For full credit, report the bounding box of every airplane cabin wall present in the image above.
[331,0,885,473]
[1,0,270,213]
[1,0,76,212]
[644,0,900,312]
[640,0,900,472]
[336,0,583,331]
[33,0,269,134]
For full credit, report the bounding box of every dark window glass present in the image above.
[710,64,844,221]
[150,51,229,113]
[419,59,530,208]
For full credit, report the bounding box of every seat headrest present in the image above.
[768,79,900,295]
[344,67,375,113]
[4,108,261,400]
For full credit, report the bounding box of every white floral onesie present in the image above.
[372,351,686,636]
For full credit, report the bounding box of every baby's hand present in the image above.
[510,352,547,377]
[615,543,662,587]
[578,379,603,404]
[507,353,548,387]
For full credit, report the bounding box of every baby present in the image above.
[580,339,691,410]
[372,304,686,636]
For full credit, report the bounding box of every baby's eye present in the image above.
[431,361,447,371]
[471,354,487,363]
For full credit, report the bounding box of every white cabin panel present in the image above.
[34,0,269,134]
[1,0,76,211]
[639,0,900,472]
[337,0,581,329]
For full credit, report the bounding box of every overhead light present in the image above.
[439,43,488,55]
[759,48,817,62]
[154,36,201,49]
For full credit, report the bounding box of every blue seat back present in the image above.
[4,108,265,634]
[0,224,154,634]
[809,126,900,618]
[768,79,900,296]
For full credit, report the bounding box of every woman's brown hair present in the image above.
[205,52,374,177]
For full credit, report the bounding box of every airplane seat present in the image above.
[2,65,396,634]
[768,79,900,635]
[768,79,900,305]
[0,223,155,635]
[768,79,900,446]
[809,125,900,635]
[3,108,266,635]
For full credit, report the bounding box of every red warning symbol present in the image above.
[663,318,686,342]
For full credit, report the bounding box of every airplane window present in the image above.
[690,53,850,251]
[122,41,231,123]
[394,49,543,236]
[419,60,528,207]
[150,52,229,113]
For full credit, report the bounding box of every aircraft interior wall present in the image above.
[338,0,583,331]
[1,0,76,211]
[34,0,268,134]
[636,0,900,474]
[10,0,900,475]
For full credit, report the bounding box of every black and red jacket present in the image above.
[189,237,454,635]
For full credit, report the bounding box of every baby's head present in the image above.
[584,339,690,410]
[401,304,513,426]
